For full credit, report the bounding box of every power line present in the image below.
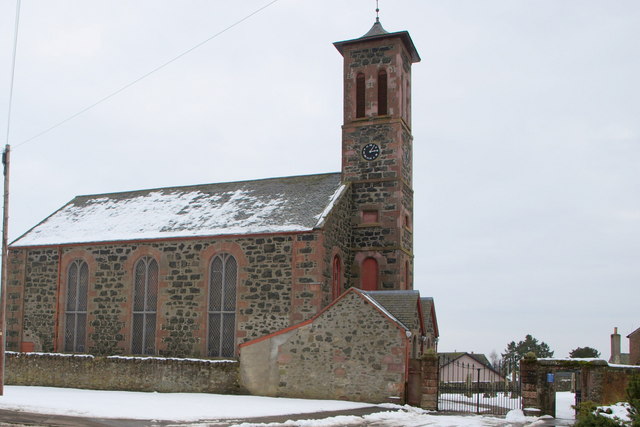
[14,0,281,149]
[5,0,21,146]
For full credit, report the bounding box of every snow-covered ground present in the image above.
[0,386,547,426]
[439,392,521,414]
[555,392,576,420]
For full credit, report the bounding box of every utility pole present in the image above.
[1,0,21,395]
[0,144,10,395]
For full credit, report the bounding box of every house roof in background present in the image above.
[439,352,492,368]
[11,173,346,247]
[627,327,640,338]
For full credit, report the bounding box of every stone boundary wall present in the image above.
[521,357,640,417]
[6,352,242,394]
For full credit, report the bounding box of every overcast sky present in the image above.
[0,0,638,360]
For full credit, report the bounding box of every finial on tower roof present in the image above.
[376,0,380,22]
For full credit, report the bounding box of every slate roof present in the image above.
[363,290,421,331]
[12,173,346,247]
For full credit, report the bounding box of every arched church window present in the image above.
[378,69,388,115]
[332,255,342,299]
[356,73,366,118]
[208,253,237,357]
[361,257,378,291]
[132,256,158,355]
[64,259,88,353]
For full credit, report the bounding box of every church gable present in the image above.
[12,173,345,247]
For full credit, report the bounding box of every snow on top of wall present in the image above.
[12,173,345,247]
[107,355,236,364]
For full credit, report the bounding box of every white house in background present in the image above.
[439,352,506,383]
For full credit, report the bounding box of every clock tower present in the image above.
[334,19,420,291]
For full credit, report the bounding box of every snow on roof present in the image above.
[12,173,346,247]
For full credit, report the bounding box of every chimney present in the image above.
[610,327,621,364]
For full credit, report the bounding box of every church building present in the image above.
[6,16,438,377]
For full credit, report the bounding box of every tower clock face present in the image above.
[361,143,380,161]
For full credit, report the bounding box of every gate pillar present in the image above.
[521,356,545,416]
[420,352,438,410]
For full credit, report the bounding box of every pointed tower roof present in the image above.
[361,18,389,38]
[333,19,420,63]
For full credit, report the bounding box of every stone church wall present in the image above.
[240,290,409,403]
[6,248,59,352]
[7,234,305,357]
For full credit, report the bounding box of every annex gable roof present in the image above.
[362,290,421,332]
[12,173,346,247]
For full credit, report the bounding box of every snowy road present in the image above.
[0,386,577,426]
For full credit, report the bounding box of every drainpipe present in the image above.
[404,329,411,404]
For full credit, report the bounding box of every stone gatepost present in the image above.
[520,355,547,416]
[420,352,438,410]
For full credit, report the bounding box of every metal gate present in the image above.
[438,355,521,415]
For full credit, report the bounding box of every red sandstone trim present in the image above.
[10,230,311,251]
[53,246,62,352]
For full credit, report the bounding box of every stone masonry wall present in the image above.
[289,186,353,324]
[240,290,409,403]
[6,352,241,394]
[9,248,59,352]
[319,185,354,297]
[8,234,299,358]
[342,122,413,290]
[6,249,26,352]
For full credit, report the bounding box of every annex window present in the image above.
[356,73,366,118]
[361,257,378,291]
[64,259,88,353]
[378,69,388,115]
[332,255,342,299]
[208,253,237,358]
[132,256,158,355]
